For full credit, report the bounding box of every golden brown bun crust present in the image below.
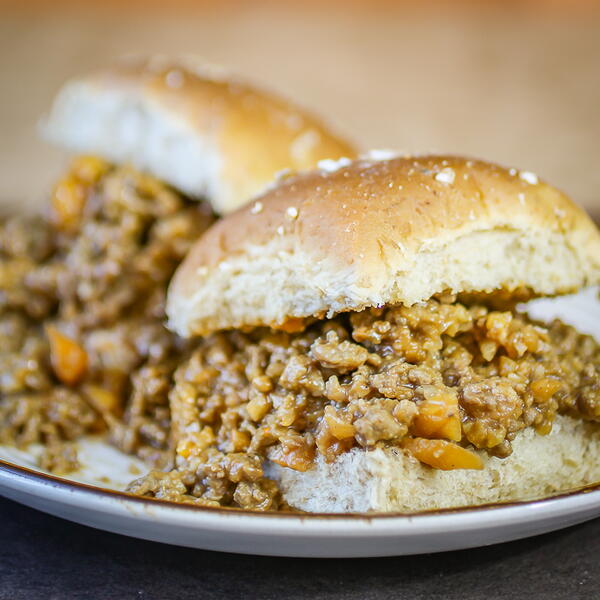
[168,155,600,337]
[42,56,356,215]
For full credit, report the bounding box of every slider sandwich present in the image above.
[131,155,600,512]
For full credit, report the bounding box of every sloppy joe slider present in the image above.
[130,155,600,512]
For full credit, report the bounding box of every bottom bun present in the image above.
[267,414,600,513]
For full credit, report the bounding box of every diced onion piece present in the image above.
[324,406,356,440]
[268,443,315,472]
[411,389,461,442]
[176,427,216,459]
[530,377,562,403]
[84,384,120,415]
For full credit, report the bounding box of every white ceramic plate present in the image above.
[0,288,599,558]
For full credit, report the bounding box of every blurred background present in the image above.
[1,0,599,219]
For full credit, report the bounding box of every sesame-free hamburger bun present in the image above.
[42,56,356,215]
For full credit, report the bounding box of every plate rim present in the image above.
[2,455,600,522]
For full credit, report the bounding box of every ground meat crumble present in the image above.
[128,297,600,510]
[0,157,214,472]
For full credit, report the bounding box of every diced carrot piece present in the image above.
[50,177,87,231]
[403,438,483,470]
[411,389,462,442]
[47,326,88,386]
[276,318,306,333]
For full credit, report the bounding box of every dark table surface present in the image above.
[0,496,597,599]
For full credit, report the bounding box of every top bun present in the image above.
[167,154,600,337]
[41,56,356,215]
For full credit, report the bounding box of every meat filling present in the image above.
[128,297,600,510]
[0,157,214,471]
